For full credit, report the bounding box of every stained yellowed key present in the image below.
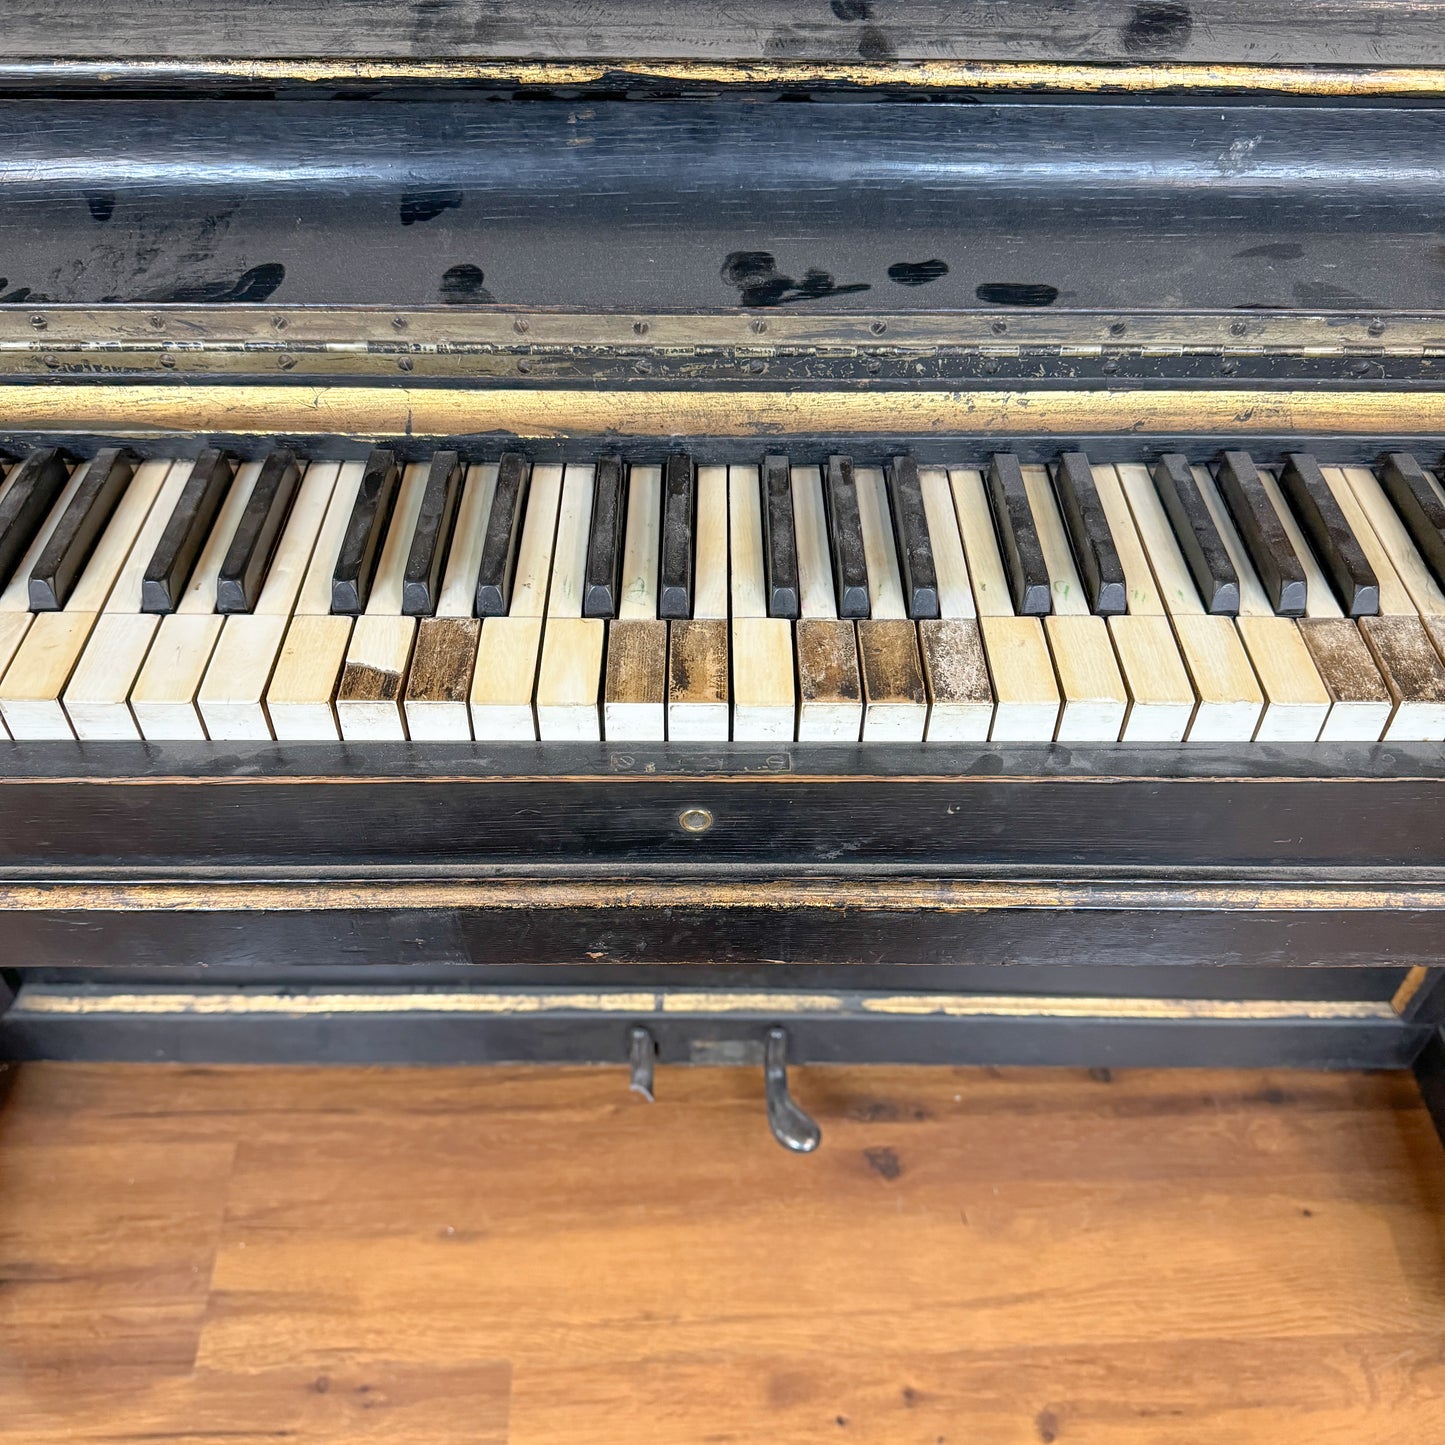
[950,467,1060,742]
[730,462,794,741]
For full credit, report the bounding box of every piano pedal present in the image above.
[764,1028,821,1155]
[628,1024,656,1102]
[627,1023,820,1151]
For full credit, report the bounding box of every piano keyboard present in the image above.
[0,442,1442,744]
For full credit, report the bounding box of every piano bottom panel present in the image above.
[0,978,1426,1072]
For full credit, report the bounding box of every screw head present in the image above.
[159,353,177,370]
[990,319,1007,335]
[397,356,414,373]
[512,317,529,334]
[29,314,46,330]
[869,319,887,336]
[633,319,650,336]
[277,353,297,371]
[1109,321,1126,337]
[1231,319,1248,336]
[1368,318,1386,337]
[750,318,767,335]
[678,807,714,834]
[271,315,288,331]
[392,315,409,331]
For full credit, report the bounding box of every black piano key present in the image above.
[141,448,236,614]
[402,450,464,617]
[760,453,800,620]
[1149,453,1239,615]
[1214,450,1307,616]
[1278,453,1379,617]
[0,449,71,593]
[583,454,627,619]
[474,451,532,616]
[216,449,301,614]
[986,453,1052,617]
[885,454,939,620]
[330,448,400,615]
[657,451,696,620]
[1378,452,1445,591]
[824,454,870,619]
[28,447,135,611]
[1052,450,1126,616]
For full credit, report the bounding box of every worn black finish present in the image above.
[1378,453,1445,591]
[583,454,626,619]
[1215,450,1307,615]
[1150,452,1240,614]
[987,453,1052,616]
[1052,451,1127,616]
[330,447,399,615]
[658,451,696,620]
[27,447,133,611]
[142,447,235,614]
[1278,453,1379,616]
[0,742,1436,871]
[0,449,70,594]
[215,448,299,613]
[824,454,870,618]
[885,453,939,620]
[760,453,800,620]
[401,449,462,617]
[0,101,1443,313]
[474,450,531,617]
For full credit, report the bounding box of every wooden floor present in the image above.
[2,1061,1444,1443]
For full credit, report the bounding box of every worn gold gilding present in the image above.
[0,385,1442,438]
[20,57,1445,97]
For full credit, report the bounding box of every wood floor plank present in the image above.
[3,1062,1444,1445]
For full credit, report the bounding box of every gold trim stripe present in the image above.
[14,988,1396,1023]
[1391,964,1433,1015]
[1,879,1439,913]
[0,386,1443,438]
[15,58,1445,98]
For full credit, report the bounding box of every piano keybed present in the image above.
[0,440,1441,745]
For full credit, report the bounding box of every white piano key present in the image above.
[1,457,172,739]
[605,461,665,741]
[1087,463,1195,742]
[854,465,925,740]
[198,461,339,741]
[949,467,1060,741]
[131,458,265,740]
[65,458,194,739]
[1189,464,1330,742]
[537,463,603,739]
[265,459,368,740]
[471,463,563,740]
[1021,464,1127,741]
[730,463,794,740]
[693,463,729,621]
[1115,462,1262,742]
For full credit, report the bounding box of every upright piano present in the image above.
[0,0,1443,1150]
